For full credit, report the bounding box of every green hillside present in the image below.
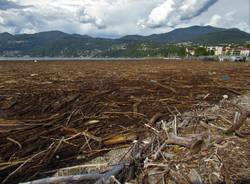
[0,26,249,57]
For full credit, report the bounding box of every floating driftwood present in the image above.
[0,61,250,183]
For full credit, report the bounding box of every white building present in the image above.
[186,48,195,56]
[207,46,223,56]
[215,47,223,56]
[240,49,250,57]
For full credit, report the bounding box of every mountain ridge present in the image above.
[118,25,227,43]
[1,26,250,57]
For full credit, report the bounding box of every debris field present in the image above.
[0,60,249,184]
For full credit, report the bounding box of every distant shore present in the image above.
[0,57,151,61]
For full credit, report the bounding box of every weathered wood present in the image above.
[188,169,203,184]
[151,80,177,94]
[149,113,164,125]
[166,133,203,150]
[19,164,125,184]
[95,164,124,184]
[170,170,189,184]
[225,109,250,134]
[20,173,103,184]
[103,133,137,145]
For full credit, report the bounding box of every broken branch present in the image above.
[166,133,203,151]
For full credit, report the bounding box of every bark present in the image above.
[20,164,125,184]
[225,109,250,134]
[166,133,203,151]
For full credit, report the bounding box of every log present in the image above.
[133,101,141,117]
[20,164,125,184]
[188,169,203,184]
[237,130,250,136]
[95,164,124,184]
[149,112,164,125]
[150,80,177,94]
[103,133,137,145]
[20,173,103,184]
[166,133,203,151]
[225,109,250,134]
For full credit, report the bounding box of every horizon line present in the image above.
[0,25,247,39]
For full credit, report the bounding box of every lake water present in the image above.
[0,57,148,61]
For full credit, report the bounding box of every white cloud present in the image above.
[0,0,160,36]
[139,0,218,28]
[207,14,222,26]
[144,0,175,28]
[0,0,248,37]
[207,11,250,32]
[77,7,106,29]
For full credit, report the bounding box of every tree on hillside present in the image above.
[208,50,215,55]
[194,47,209,56]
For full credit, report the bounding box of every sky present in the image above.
[0,0,249,38]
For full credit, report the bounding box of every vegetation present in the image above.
[193,47,215,56]
[0,26,249,57]
[103,43,186,58]
[194,47,209,56]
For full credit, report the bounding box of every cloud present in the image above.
[0,6,51,34]
[142,0,175,28]
[207,14,222,26]
[139,0,218,28]
[179,0,218,20]
[77,7,106,29]
[0,0,30,10]
[0,0,248,37]
[0,0,159,36]
[207,11,249,32]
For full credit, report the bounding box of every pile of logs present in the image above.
[13,101,250,184]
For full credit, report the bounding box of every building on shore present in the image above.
[185,48,195,56]
[207,46,250,57]
[240,49,250,57]
[207,46,223,56]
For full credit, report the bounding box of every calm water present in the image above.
[0,57,148,61]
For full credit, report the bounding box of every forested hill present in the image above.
[0,26,249,57]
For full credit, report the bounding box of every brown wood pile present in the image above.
[0,60,249,183]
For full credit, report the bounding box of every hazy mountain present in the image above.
[0,26,249,57]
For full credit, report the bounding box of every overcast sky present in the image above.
[0,0,249,38]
